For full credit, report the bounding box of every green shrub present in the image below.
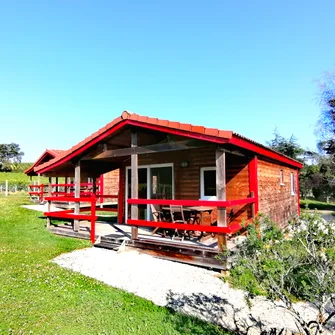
[227,213,335,334]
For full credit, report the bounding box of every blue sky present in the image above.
[1,1,334,162]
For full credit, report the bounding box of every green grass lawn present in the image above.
[300,198,335,211]
[0,171,49,187]
[0,197,228,335]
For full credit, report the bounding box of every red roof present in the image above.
[25,149,66,175]
[35,111,303,174]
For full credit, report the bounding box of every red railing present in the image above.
[44,194,119,242]
[127,197,255,234]
[28,184,48,202]
[29,181,102,203]
[44,196,97,243]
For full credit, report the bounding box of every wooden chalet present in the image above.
[33,111,303,268]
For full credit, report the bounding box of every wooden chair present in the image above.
[169,205,186,223]
[169,205,194,240]
[151,204,167,236]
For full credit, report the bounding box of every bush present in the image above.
[300,199,335,211]
[228,213,335,334]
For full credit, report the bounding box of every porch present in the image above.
[47,219,243,269]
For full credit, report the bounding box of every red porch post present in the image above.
[248,156,259,214]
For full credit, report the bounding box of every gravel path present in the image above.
[53,247,322,334]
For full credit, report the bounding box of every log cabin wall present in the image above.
[258,159,299,227]
[120,146,251,224]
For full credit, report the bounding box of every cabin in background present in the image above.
[25,149,119,204]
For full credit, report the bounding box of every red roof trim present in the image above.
[229,135,303,169]
[24,149,64,175]
[36,120,127,174]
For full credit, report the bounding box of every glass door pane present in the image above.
[150,166,173,200]
[127,168,148,220]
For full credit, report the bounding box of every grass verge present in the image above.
[0,197,228,335]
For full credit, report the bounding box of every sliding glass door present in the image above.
[126,164,173,222]
[150,166,173,200]
[127,168,148,220]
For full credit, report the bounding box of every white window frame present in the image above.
[200,167,217,200]
[125,163,174,222]
[290,172,296,195]
[280,169,285,186]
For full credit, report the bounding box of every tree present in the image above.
[266,129,304,161]
[316,71,335,155]
[228,213,335,334]
[0,143,24,172]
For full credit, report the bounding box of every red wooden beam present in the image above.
[248,157,259,213]
[127,198,254,207]
[44,211,97,221]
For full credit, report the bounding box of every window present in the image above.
[290,172,296,195]
[200,167,216,199]
[280,170,284,185]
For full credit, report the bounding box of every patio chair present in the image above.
[151,204,168,237]
[169,205,185,223]
[169,205,194,240]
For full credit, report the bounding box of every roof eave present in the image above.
[230,134,303,169]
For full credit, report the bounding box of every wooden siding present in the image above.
[102,169,119,196]
[258,159,298,227]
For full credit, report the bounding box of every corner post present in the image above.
[216,148,227,251]
[74,161,81,232]
[131,132,139,240]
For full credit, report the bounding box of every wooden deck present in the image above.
[49,221,230,269]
